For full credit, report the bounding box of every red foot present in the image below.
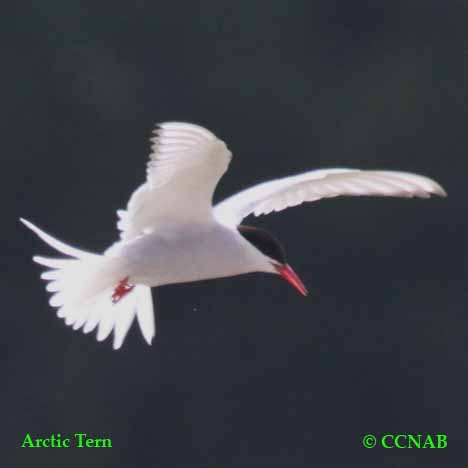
[112,276,135,304]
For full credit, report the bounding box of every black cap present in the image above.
[238,225,286,264]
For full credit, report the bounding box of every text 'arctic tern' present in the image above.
[22,122,446,349]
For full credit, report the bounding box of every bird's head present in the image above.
[238,225,308,296]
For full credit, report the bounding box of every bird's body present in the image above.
[105,220,274,287]
[22,122,446,349]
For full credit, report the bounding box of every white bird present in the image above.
[21,122,446,350]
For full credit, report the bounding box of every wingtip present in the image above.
[435,185,448,198]
[153,121,217,139]
[420,175,447,198]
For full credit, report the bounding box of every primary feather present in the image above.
[214,169,446,226]
[117,122,232,241]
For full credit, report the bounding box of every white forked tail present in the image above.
[20,219,155,350]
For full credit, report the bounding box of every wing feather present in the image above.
[214,169,446,226]
[117,122,232,241]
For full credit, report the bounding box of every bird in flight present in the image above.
[22,122,446,349]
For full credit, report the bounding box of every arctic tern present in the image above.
[22,122,446,349]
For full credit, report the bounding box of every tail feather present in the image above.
[20,218,96,259]
[21,218,155,349]
[134,285,155,347]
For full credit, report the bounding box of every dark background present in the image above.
[3,1,467,466]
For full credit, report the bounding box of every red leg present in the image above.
[111,276,135,304]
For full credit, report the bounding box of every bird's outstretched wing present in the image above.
[214,169,446,227]
[117,122,232,241]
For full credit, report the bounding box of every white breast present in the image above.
[107,221,271,287]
